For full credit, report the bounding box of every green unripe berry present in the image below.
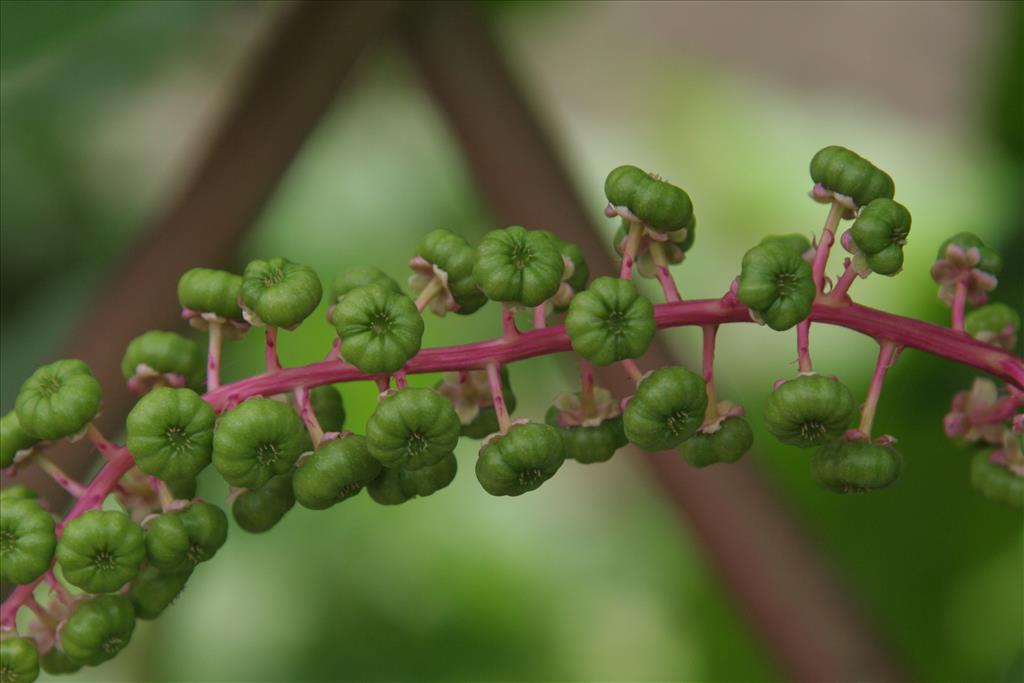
[212,398,310,490]
[970,452,1024,507]
[126,387,216,482]
[121,330,205,391]
[59,595,135,666]
[367,453,458,505]
[293,435,382,509]
[565,276,656,366]
[537,230,590,296]
[177,267,245,321]
[473,226,565,306]
[476,422,565,496]
[309,385,346,433]
[0,497,56,585]
[0,485,38,502]
[232,474,295,533]
[763,374,855,448]
[415,228,487,314]
[15,359,101,441]
[544,406,626,464]
[330,266,400,304]
[811,440,902,493]
[166,476,198,501]
[809,145,895,207]
[937,232,1003,275]
[850,198,912,276]
[366,388,461,470]
[737,241,816,331]
[678,417,754,468]
[333,285,424,374]
[1,411,38,469]
[0,638,38,683]
[128,564,192,620]
[965,303,1020,336]
[241,257,323,328]
[145,502,228,572]
[57,510,145,594]
[759,233,812,257]
[623,367,707,451]
[605,165,694,233]
[40,647,81,675]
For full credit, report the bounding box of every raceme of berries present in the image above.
[56,510,146,594]
[1,146,1022,678]
[763,374,856,448]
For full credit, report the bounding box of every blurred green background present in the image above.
[1,1,1021,681]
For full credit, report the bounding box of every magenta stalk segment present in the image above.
[951,273,968,332]
[207,322,223,391]
[486,361,512,433]
[811,201,846,292]
[618,222,643,280]
[858,341,900,436]
[702,324,720,423]
[265,325,281,373]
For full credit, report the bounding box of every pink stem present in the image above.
[24,595,56,629]
[533,305,547,329]
[486,361,511,433]
[502,304,519,340]
[325,337,342,362]
[265,325,281,372]
[200,298,1023,412]
[859,341,900,436]
[618,222,642,280]
[579,358,596,418]
[35,456,87,497]
[702,324,719,422]
[86,424,119,462]
[968,393,1024,426]
[375,377,390,394]
[621,359,644,384]
[830,259,858,301]
[294,386,324,446]
[394,371,409,389]
[45,571,71,604]
[951,274,968,331]
[811,202,846,291]
[796,321,813,373]
[656,265,682,303]
[207,322,223,391]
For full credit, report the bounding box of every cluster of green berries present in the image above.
[2,147,1021,680]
